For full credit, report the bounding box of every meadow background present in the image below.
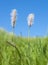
[0,0,48,65]
[0,29,48,65]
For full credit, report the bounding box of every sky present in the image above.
[0,0,48,37]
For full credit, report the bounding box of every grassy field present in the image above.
[0,29,48,65]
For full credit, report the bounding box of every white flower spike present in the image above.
[27,13,34,27]
[10,9,17,28]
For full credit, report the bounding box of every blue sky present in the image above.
[0,0,48,37]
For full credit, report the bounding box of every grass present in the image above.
[0,29,48,65]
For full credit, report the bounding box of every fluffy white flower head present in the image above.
[27,13,34,27]
[10,9,17,28]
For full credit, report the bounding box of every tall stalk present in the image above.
[28,26,30,43]
[10,9,17,41]
[12,27,14,41]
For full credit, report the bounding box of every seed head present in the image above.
[27,13,34,27]
[10,9,17,28]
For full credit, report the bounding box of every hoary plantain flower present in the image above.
[10,9,17,41]
[27,13,34,27]
[10,9,17,28]
[27,13,34,42]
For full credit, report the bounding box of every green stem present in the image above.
[12,27,14,41]
[28,26,30,43]
[6,40,21,59]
